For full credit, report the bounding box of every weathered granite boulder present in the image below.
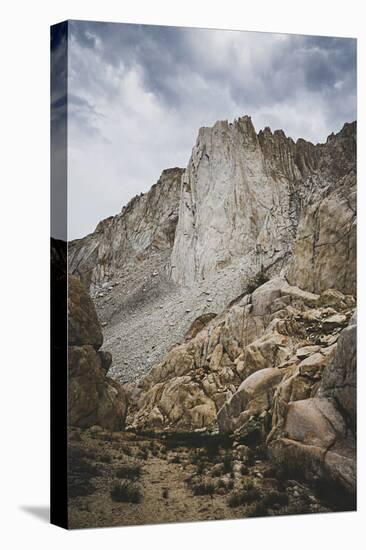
[129,279,354,436]
[68,275,103,349]
[270,316,356,496]
[251,277,289,316]
[217,368,284,434]
[270,398,356,495]
[319,313,357,428]
[68,275,127,430]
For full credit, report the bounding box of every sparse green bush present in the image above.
[242,478,254,491]
[227,480,260,508]
[240,464,249,475]
[121,445,133,456]
[192,479,216,496]
[191,448,208,464]
[211,465,224,477]
[222,455,233,474]
[110,481,143,503]
[246,501,269,517]
[245,270,269,295]
[218,478,234,491]
[68,446,101,498]
[227,492,242,508]
[162,488,169,499]
[138,447,149,460]
[169,454,181,464]
[262,490,289,508]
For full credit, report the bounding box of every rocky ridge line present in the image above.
[68,117,356,386]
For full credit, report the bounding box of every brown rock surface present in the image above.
[68,275,103,349]
[270,397,356,495]
[319,313,357,427]
[68,275,127,430]
[129,280,354,438]
[287,171,356,295]
[270,316,357,496]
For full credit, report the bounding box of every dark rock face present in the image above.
[68,275,103,350]
[68,275,127,430]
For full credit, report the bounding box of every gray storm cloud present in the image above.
[64,21,356,239]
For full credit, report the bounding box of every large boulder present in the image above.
[68,275,103,349]
[251,277,289,316]
[235,331,292,381]
[270,316,357,496]
[270,398,356,495]
[68,275,127,430]
[319,313,356,427]
[217,367,284,434]
[68,345,127,430]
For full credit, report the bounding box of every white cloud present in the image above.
[66,23,356,239]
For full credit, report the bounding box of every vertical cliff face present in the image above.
[69,167,184,291]
[170,116,303,286]
[170,117,356,295]
[70,117,356,298]
[287,122,356,295]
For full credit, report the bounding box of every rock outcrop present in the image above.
[68,275,127,430]
[287,171,356,295]
[269,314,356,495]
[171,117,300,286]
[319,312,356,426]
[129,278,354,435]
[69,167,183,291]
[68,118,356,383]
[128,276,356,498]
[270,395,356,495]
[171,118,356,296]
[66,114,356,500]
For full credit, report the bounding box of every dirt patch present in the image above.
[68,428,335,529]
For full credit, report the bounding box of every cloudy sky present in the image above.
[61,21,356,240]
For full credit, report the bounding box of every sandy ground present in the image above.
[67,428,339,530]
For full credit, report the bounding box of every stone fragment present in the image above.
[296,345,320,359]
[323,313,347,330]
